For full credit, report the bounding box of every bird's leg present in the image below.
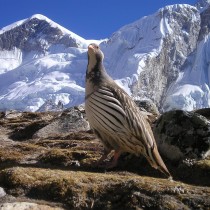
[95,149,122,169]
[105,150,122,169]
[94,149,112,167]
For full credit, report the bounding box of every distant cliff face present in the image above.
[101,4,201,110]
[163,3,210,111]
[199,6,210,41]
[196,0,210,10]
[136,5,200,109]
[0,17,80,53]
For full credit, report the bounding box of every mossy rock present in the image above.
[0,167,209,210]
[38,149,99,168]
[195,158,210,171]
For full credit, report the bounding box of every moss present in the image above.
[35,138,98,150]
[9,121,49,141]
[0,109,210,209]
[15,142,44,152]
[38,149,72,166]
[22,112,47,119]
[35,131,96,141]
[0,167,209,209]
[0,148,23,165]
[38,149,99,168]
[195,159,210,171]
[0,142,47,169]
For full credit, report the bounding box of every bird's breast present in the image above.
[85,87,127,134]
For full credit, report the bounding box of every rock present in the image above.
[5,112,56,141]
[135,99,160,116]
[0,187,6,198]
[0,16,79,52]
[0,202,64,210]
[197,1,210,41]
[135,99,160,123]
[194,107,210,120]
[4,110,23,119]
[154,109,210,185]
[33,105,89,139]
[37,99,64,112]
[154,110,210,162]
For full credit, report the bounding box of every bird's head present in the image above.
[86,43,109,86]
[87,43,104,69]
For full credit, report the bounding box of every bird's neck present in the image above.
[86,60,109,96]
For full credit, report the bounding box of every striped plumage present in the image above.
[85,43,171,178]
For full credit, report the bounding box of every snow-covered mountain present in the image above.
[100,4,200,110]
[0,14,102,111]
[163,1,210,111]
[0,1,210,112]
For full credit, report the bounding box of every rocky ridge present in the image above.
[0,14,84,52]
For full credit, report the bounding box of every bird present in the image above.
[85,43,171,178]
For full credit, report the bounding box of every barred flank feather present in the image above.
[85,43,171,178]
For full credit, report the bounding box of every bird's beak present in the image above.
[88,44,95,52]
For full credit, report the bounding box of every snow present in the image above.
[29,14,88,48]
[163,85,205,111]
[0,19,27,34]
[100,9,165,82]
[0,48,22,74]
[85,39,107,46]
[163,34,210,111]
[0,39,87,111]
[0,9,168,112]
[115,78,132,95]
[0,2,210,112]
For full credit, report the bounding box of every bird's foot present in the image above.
[97,150,122,169]
[93,150,113,168]
[104,158,118,169]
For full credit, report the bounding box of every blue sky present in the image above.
[0,0,197,39]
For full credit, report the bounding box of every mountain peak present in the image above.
[30,14,50,21]
[196,0,210,10]
[28,14,73,36]
[0,14,51,35]
[0,13,88,52]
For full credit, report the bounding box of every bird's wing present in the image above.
[99,82,155,149]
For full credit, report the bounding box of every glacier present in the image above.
[163,2,210,111]
[0,2,210,112]
[163,34,210,110]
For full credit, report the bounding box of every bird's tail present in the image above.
[146,144,172,178]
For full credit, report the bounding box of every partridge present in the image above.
[85,43,171,178]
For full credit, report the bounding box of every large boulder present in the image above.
[154,110,210,162]
[34,105,90,139]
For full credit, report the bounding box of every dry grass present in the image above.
[0,167,209,209]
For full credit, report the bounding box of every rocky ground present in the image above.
[0,105,209,210]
